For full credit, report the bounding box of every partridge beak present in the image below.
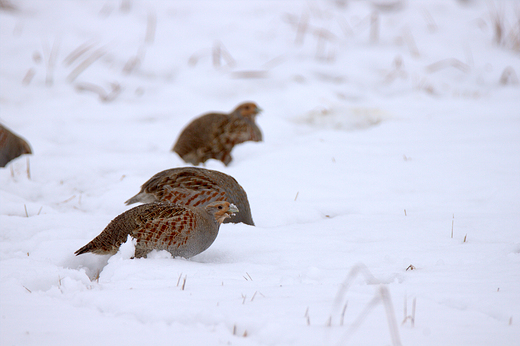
[255,107,263,114]
[228,204,239,215]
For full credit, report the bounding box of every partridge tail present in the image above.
[74,243,94,256]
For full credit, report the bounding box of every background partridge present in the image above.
[125,167,255,226]
[172,102,262,166]
[75,201,238,259]
[0,124,32,167]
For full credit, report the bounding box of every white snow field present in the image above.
[1,1,519,345]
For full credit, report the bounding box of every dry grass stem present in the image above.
[44,38,60,86]
[22,68,36,86]
[24,204,29,217]
[337,15,353,37]
[75,82,121,102]
[340,302,348,326]
[145,11,157,44]
[231,70,268,79]
[26,156,31,179]
[63,40,97,66]
[404,209,407,216]
[426,58,470,73]
[295,12,309,45]
[181,275,187,290]
[500,66,519,85]
[487,2,504,45]
[402,296,416,327]
[23,285,31,293]
[294,191,299,201]
[403,27,419,57]
[176,273,183,286]
[333,264,402,346]
[370,11,379,43]
[67,46,108,82]
[422,9,438,32]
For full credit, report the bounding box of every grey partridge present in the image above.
[0,124,32,167]
[172,102,262,166]
[75,201,238,259]
[125,167,254,226]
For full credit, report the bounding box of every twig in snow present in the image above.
[24,204,29,217]
[176,273,183,286]
[246,272,253,281]
[294,191,299,201]
[23,286,31,293]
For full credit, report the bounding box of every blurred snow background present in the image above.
[1,0,519,345]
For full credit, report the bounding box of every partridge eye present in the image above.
[218,205,223,209]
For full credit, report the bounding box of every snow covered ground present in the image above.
[1,1,519,345]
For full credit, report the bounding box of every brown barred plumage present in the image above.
[125,167,254,226]
[172,102,262,166]
[0,124,32,167]
[75,201,238,259]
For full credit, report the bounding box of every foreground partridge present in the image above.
[0,124,32,167]
[125,167,254,226]
[75,201,238,259]
[172,102,262,166]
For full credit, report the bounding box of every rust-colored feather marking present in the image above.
[0,123,32,167]
[75,201,239,259]
[172,102,262,166]
[125,167,254,225]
